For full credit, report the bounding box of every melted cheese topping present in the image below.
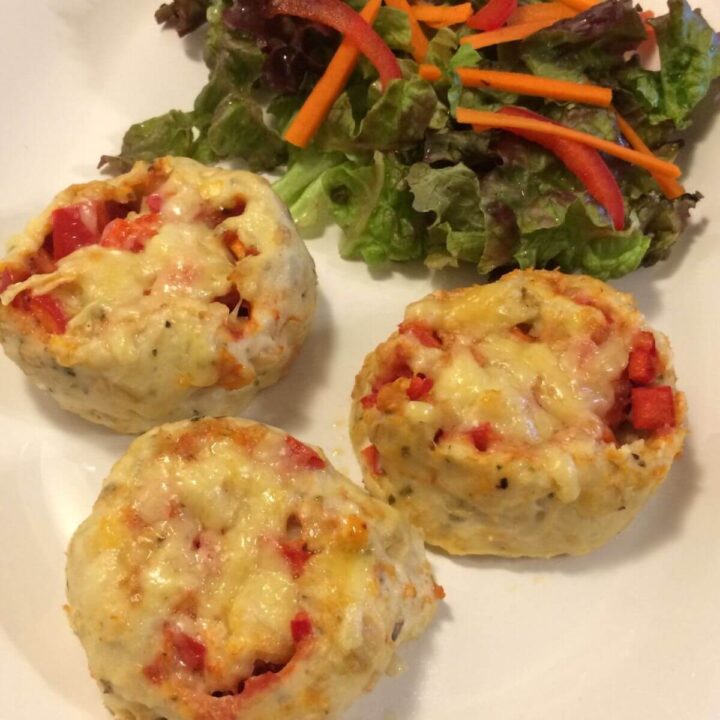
[67,419,439,720]
[0,158,317,432]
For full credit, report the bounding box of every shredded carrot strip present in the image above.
[283,0,382,148]
[460,18,562,49]
[418,63,443,82]
[508,2,575,25]
[419,64,611,106]
[455,107,682,178]
[384,0,429,62]
[412,2,473,26]
[456,67,612,106]
[614,111,686,199]
[556,0,598,11]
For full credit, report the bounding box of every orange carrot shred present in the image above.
[283,0,382,148]
[455,107,682,179]
[614,111,686,199]
[419,63,611,107]
[556,0,598,11]
[384,0,429,62]
[508,1,575,25]
[460,18,564,49]
[412,2,473,26]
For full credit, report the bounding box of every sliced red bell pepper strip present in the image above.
[267,0,402,89]
[290,612,313,644]
[467,0,519,31]
[628,331,657,385]
[0,266,29,293]
[51,202,104,260]
[631,386,675,431]
[285,435,327,470]
[496,106,625,231]
[407,374,433,401]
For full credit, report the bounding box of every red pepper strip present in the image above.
[361,444,383,476]
[290,612,313,644]
[267,0,402,89]
[51,202,104,260]
[467,0,519,31]
[407,374,433,401]
[165,626,206,672]
[13,292,68,334]
[631,386,675,431]
[100,214,163,253]
[0,266,29,293]
[468,423,493,451]
[285,435,327,470]
[398,321,442,348]
[628,331,657,385]
[279,539,312,578]
[496,107,625,231]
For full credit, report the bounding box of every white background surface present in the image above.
[0,2,718,718]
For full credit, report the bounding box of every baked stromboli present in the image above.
[351,270,686,557]
[0,157,316,433]
[66,418,441,720]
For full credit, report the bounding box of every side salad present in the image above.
[105,0,720,279]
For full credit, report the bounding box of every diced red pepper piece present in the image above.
[468,423,494,452]
[142,656,165,684]
[0,266,29,293]
[166,626,206,673]
[628,331,657,385]
[12,292,68,334]
[285,435,326,470]
[407,374,433,401]
[51,202,106,260]
[372,351,413,392]
[99,213,162,253]
[467,0,518,30]
[360,392,378,409]
[497,107,625,231]
[361,444,383,476]
[631,386,675,431]
[279,539,312,578]
[290,612,313,644]
[398,321,442,348]
[267,0,402,89]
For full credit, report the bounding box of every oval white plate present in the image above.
[0,2,718,718]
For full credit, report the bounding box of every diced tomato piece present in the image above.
[0,266,29,293]
[360,392,378,409]
[407,374,433,401]
[468,423,494,452]
[12,292,67,334]
[285,435,326,470]
[290,612,313,644]
[361,444,383,476]
[398,321,442,349]
[166,626,206,673]
[279,539,312,578]
[100,213,162,253]
[628,331,657,385]
[631,386,675,431]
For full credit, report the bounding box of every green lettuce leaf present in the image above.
[374,7,413,53]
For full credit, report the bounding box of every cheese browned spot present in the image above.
[351,270,686,557]
[66,418,440,720]
[0,157,316,433]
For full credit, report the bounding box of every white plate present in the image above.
[1,2,719,718]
